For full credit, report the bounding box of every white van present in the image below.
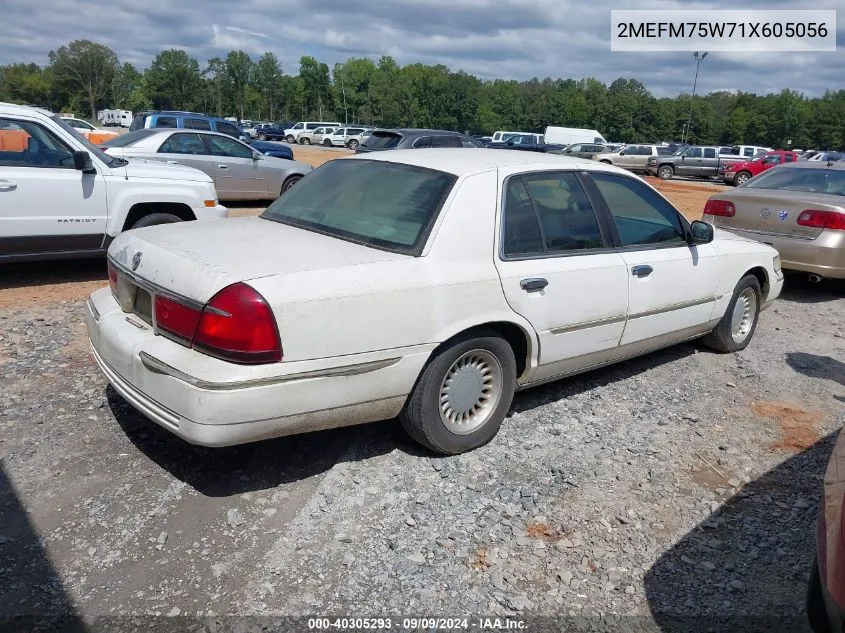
[489,130,542,144]
[544,126,607,146]
[284,121,342,144]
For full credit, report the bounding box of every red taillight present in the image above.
[154,294,202,342]
[703,199,736,217]
[107,261,118,296]
[797,209,845,231]
[193,283,282,364]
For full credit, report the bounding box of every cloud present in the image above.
[0,0,842,97]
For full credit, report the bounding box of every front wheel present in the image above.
[734,171,752,186]
[285,135,296,144]
[347,139,359,149]
[258,133,267,141]
[281,174,302,194]
[657,165,674,180]
[702,274,762,353]
[323,139,332,146]
[300,137,311,145]
[131,213,182,229]
[399,332,517,454]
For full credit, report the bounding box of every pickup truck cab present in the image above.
[646,145,744,180]
[722,150,799,185]
[0,103,226,262]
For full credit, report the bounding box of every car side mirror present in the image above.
[252,150,262,160]
[73,150,94,173]
[689,220,714,244]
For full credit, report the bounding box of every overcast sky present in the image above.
[2,0,843,97]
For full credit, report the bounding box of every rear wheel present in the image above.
[300,137,311,145]
[323,139,332,146]
[347,139,360,149]
[734,171,752,186]
[702,274,761,353]
[131,213,182,230]
[285,135,296,143]
[258,133,267,140]
[281,174,301,194]
[399,331,516,454]
[657,165,674,180]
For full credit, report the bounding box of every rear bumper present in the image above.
[85,287,431,447]
[706,223,845,279]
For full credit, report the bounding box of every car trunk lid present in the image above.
[107,216,408,305]
[706,189,844,240]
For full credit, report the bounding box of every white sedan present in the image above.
[85,149,783,454]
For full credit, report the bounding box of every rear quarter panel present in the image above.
[247,170,537,363]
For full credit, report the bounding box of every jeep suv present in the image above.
[129,111,248,141]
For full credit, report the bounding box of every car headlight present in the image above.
[773,255,782,273]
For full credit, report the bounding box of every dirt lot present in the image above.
[1,145,842,628]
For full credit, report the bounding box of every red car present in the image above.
[722,150,800,185]
[808,429,845,632]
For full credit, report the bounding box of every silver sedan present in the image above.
[103,129,312,201]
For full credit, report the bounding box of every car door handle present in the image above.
[217,164,229,169]
[0,181,17,192]
[520,278,548,292]
[631,265,653,278]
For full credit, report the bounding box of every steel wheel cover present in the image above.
[438,349,503,435]
[731,287,757,343]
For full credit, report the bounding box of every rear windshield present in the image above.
[743,167,845,196]
[128,114,147,132]
[102,129,159,147]
[261,159,457,254]
[362,132,402,149]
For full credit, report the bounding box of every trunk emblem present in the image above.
[132,251,142,271]
[760,208,771,218]
[777,210,789,221]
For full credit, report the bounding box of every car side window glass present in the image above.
[155,117,178,129]
[0,118,76,169]
[685,147,702,158]
[522,172,604,252]
[502,178,544,256]
[703,148,716,158]
[569,144,582,152]
[657,147,672,155]
[430,136,461,148]
[186,118,211,131]
[784,154,795,162]
[763,155,780,164]
[412,137,431,149]
[159,133,206,155]
[590,172,686,247]
[206,135,252,158]
[743,148,754,157]
[215,122,241,138]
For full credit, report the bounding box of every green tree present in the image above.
[299,55,331,119]
[112,62,142,110]
[225,51,253,120]
[252,52,282,120]
[0,63,52,107]
[145,50,202,110]
[48,40,117,119]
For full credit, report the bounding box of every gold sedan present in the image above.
[702,161,845,280]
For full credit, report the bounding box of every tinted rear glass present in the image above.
[744,167,845,195]
[155,117,178,128]
[102,129,159,147]
[363,132,402,149]
[261,159,456,254]
[186,118,211,130]
[128,114,147,132]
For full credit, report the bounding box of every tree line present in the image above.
[1,39,844,150]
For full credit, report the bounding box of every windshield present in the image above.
[743,167,845,195]
[51,115,125,167]
[102,129,159,148]
[261,159,457,254]
[362,132,402,149]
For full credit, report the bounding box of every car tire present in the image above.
[702,274,762,353]
[323,139,332,146]
[300,137,311,145]
[399,331,517,455]
[807,560,831,633]
[347,139,359,149]
[131,213,182,230]
[286,135,295,144]
[258,133,266,141]
[657,165,674,180]
[734,171,752,186]
[281,174,302,194]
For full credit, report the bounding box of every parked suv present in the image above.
[0,103,226,262]
[595,144,674,173]
[283,121,341,144]
[129,111,249,142]
[296,126,336,145]
[356,129,482,152]
[324,127,371,149]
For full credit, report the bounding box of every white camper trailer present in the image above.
[544,126,607,146]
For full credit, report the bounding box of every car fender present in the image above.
[103,178,213,236]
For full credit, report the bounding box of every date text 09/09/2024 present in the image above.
[307,617,527,630]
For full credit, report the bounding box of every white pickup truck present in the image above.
[0,103,227,262]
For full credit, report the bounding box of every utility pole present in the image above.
[682,51,708,144]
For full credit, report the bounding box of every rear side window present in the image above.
[590,172,685,247]
[159,133,206,155]
[215,122,242,138]
[348,128,364,135]
[743,147,755,157]
[784,154,795,162]
[154,116,178,129]
[129,114,147,132]
[657,147,672,155]
[363,132,402,149]
[412,137,431,148]
[703,148,716,158]
[503,172,604,257]
[185,118,211,131]
[430,136,461,148]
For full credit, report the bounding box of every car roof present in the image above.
[778,160,845,170]
[372,128,466,136]
[0,102,53,118]
[347,148,621,177]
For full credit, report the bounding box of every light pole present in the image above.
[682,51,708,144]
